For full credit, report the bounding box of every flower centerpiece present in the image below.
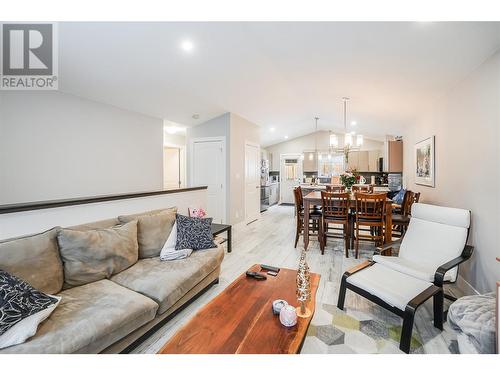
[340,169,359,191]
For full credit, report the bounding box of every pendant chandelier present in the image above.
[329,97,363,153]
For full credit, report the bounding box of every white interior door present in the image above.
[163,147,180,189]
[192,139,225,224]
[280,154,303,204]
[245,142,260,223]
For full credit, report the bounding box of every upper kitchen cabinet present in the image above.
[386,140,403,172]
[368,150,381,172]
[347,150,375,172]
[303,151,317,172]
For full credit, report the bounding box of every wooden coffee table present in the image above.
[158,264,320,354]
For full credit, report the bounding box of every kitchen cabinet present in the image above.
[347,151,369,171]
[368,150,381,172]
[387,140,403,172]
[303,152,317,172]
[347,151,358,171]
[357,151,369,172]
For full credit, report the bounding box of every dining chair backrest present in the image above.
[352,185,374,193]
[354,192,387,221]
[321,191,350,219]
[399,203,470,282]
[293,187,304,212]
[402,191,421,216]
[326,185,345,193]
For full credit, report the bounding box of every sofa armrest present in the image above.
[375,239,402,255]
[434,245,474,286]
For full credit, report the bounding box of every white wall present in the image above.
[265,131,384,171]
[186,112,260,225]
[229,113,260,224]
[403,51,500,293]
[0,91,164,205]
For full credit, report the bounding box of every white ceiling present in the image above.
[58,22,500,147]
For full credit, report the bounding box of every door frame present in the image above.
[279,153,303,204]
[244,140,261,224]
[189,136,227,224]
[163,142,186,189]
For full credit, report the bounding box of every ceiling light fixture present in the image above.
[351,121,357,126]
[329,98,363,162]
[284,135,289,139]
[180,40,194,52]
[270,127,276,132]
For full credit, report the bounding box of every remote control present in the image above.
[260,264,280,273]
[267,271,278,277]
[245,271,267,280]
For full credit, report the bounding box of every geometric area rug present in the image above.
[302,303,458,354]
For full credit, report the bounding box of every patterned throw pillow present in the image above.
[393,189,406,205]
[175,214,216,251]
[0,270,60,348]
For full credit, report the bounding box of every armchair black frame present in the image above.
[337,260,443,354]
[337,240,474,353]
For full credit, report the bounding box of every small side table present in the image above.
[211,223,232,253]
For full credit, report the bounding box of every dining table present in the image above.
[302,190,393,254]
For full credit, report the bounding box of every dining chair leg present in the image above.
[294,217,301,248]
[319,218,325,255]
[355,224,359,259]
[344,223,349,258]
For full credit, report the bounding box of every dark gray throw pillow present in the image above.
[175,214,216,251]
[0,270,59,336]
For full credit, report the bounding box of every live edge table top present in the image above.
[158,265,320,354]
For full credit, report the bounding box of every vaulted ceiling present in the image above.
[58,22,500,146]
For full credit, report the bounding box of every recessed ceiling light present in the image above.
[181,40,194,52]
[284,135,289,139]
[192,114,200,119]
[351,121,357,126]
[270,127,276,132]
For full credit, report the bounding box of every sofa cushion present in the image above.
[0,228,64,294]
[118,207,177,258]
[111,245,224,314]
[57,221,139,288]
[0,279,158,354]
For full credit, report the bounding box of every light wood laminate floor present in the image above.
[134,205,458,354]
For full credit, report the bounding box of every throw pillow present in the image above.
[118,207,177,258]
[175,214,216,251]
[393,189,406,205]
[57,220,139,288]
[0,270,61,349]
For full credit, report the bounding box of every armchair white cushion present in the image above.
[375,203,470,283]
[347,263,433,310]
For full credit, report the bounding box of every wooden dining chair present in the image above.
[353,192,387,258]
[293,187,323,249]
[393,191,421,237]
[352,185,374,193]
[326,185,346,193]
[321,191,350,257]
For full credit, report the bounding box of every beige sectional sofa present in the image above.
[0,210,224,354]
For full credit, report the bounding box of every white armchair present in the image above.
[337,203,474,353]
